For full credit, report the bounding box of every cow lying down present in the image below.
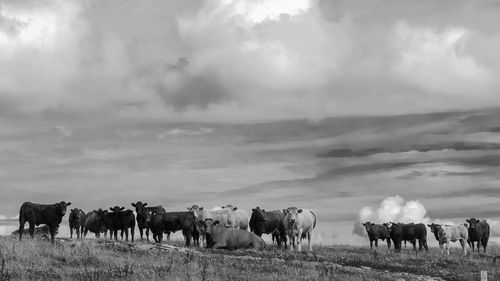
[11,225,55,239]
[204,219,266,250]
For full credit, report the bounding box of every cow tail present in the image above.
[310,211,317,229]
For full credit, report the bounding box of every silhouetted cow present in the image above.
[249,207,287,247]
[107,206,136,241]
[362,222,391,249]
[69,208,85,239]
[18,201,71,244]
[131,201,166,241]
[466,218,490,253]
[149,211,195,246]
[83,209,107,238]
[389,222,428,252]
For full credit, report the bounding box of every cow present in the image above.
[283,207,316,252]
[465,218,490,253]
[362,222,391,249]
[389,223,428,252]
[221,205,250,230]
[194,207,237,229]
[83,209,107,238]
[249,207,287,247]
[107,206,136,242]
[11,225,54,239]
[203,219,266,250]
[131,202,166,241]
[149,211,195,246]
[69,208,85,239]
[428,223,468,256]
[18,201,71,244]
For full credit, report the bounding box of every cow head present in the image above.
[285,207,302,226]
[58,201,71,216]
[93,208,104,220]
[361,222,376,232]
[187,204,201,219]
[203,219,220,235]
[132,201,150,222]
[427,223,442,241]
[251,207,267,221]
[70,208,82,218]
[110,206,125,213]
[466,218,479,231]
[222,205,238,211]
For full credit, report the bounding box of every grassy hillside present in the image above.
[0,236,499,281]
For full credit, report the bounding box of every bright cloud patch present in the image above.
[392,21,491,96]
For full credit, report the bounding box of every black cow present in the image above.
[149,211,195,246]
[466,218,490,253]
[18,201,71,244]
[106,206,135,241]
[69,208,85,239]
[362,221,391,249]
[131,201,166,241]
[389,222,428,252]
[83,209,107,238]
[249,207,287,247]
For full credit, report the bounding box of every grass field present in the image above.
[0,236,499,281]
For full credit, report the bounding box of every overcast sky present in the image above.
[1,0,500,121]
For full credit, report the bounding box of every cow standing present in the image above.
[18,201,71,244]
[131,202,166,241]
[284,207,316,252]
[83,209,107,238]
[389,223,428,252]
[428,223,468,256]
[69,208,85,239]
[466,218,490,253]
[362,222,391,249]
[149,211,195,246]
[204,219,266,250]
[222,205,250,230]
[249,207,287,247]
[107,206,136,242]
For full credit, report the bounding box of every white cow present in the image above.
[284,207,316,252]
[222,205,249,230]
[429,223,468,256]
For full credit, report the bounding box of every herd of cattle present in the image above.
[362,218,490,256]
[15,200,491,255]
[16,201,317,251]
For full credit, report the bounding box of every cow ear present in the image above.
[298,209,303,213]
[466,219,470,223]
[109,207,114,211]
[199,207,204,211]
[282,209,288,214]
[120,207,125,211]
[187,207,191,210]
[427,224,432,227]
[214,220,220,225]
[143,203,147,207]
[371,223,375,226]
[221,206,225,209]
[233,207,237,211]
[132,203,136,207]
[252,208,256,212]
[262,209,265,212]
[66,202,71,206]
[362,223,366,226]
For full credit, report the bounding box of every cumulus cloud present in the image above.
[353,195,431,236]
[1,0,500,121]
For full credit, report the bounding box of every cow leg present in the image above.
[131,226,135,242]
[374,239,378,248]
[124,228,129,241]
[146,228,150,242]
[482,238,488,253]
[476,241,481,253]
[76,227,80,239]
[70,227,73,239]
[386,238,391,249]
[120,229,124,240]
[182,229,192,247]
[460,239,467,256]
[139,227,144,240]
[439,242,444,254]
[49,225,57,244]
[369,240,373,249]
[29,223,35,240]
[446,241,450,255]
[307,231,312,252]
[297,229,303,252]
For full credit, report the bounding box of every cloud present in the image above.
[353,195,431,236]
[1,0,500,121]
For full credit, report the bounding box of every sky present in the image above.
[2,0,500,245]
[1,0,500,121]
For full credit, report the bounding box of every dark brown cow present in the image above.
[69,208,85,239]
[18,201,71,244]
[362,222,391,249]
[83,209,107,238]
[149,211,195,246]
[466,218,490,253]
[249,207,287,247]
[131,201,166,241]
[389,222,428,252]
[107,206,135,241]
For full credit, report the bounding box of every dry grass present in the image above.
[0,236,498,281]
